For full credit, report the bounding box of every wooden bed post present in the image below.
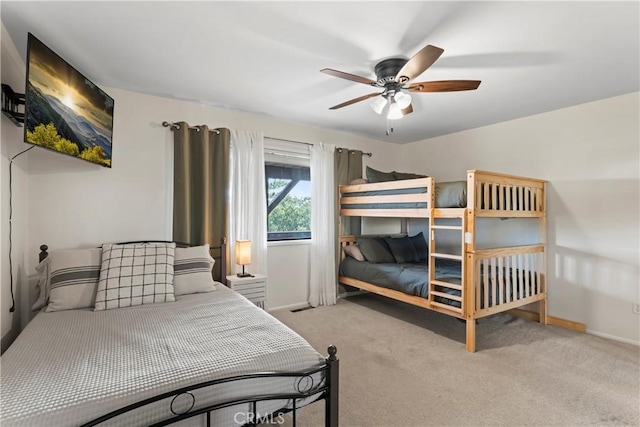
[39,245,49,262]
[465,172,477,353]
[538,182,548,325]
[465,251,476,353]
[465,171,477,254]
[466,318,476,353]
[325,345,339,427]
[220,237,227,281]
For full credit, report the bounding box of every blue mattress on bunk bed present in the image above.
[339,257,462,299]
[340,257,542,309]
[340,180,467,209]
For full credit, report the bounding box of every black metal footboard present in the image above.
[80,346,338,427]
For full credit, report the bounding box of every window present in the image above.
[264,139,311,242]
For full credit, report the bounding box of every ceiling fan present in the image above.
[321,44,481,120]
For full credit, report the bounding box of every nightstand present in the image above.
[226,274,266,309]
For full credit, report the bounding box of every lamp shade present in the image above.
[235,240,251,265]
[387,102,403,120]
[395,91,412,109]
[370,96,388,115]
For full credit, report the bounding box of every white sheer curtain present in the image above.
[229,130,267,277]
[309,143,337,307]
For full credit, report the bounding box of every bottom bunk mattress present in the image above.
[340,257,543,310]
[339,256,462,298]
[1,285,326,426]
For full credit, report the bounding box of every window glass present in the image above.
[264,138,312,242]
[265,163,311,241]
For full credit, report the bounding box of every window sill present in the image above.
[268,240,311,247]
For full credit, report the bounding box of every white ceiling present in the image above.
[2,1,639,144]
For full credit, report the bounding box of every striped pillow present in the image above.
[174,244,217,295]
[44,248,102,312]
[94,243,176,311]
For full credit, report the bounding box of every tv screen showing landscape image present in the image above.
[24,33,113,167]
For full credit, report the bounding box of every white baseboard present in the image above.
[267,302,310,312]
[586,329,640,347]
[268,291,366,312]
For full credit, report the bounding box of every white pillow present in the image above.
[94,242,176,311]
[174,244,217,296]
[32,258,51,312]
[48,248,102,312]
[343,244,365,262]
[32,248,102,312]
[350,178,369,185]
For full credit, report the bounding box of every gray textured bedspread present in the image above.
[1,286,325,426]
[340,257,462,298]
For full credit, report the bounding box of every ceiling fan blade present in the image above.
[401,104,413,116]
[408,80,481,92]
[329,92,381,110]
[321,68,377,86]
[395,44,444,84]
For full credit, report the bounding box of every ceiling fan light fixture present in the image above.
[371,96,388,115]
[387,101,403,120]
[395,91,412,109]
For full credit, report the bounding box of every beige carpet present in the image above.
[270,293,640,427]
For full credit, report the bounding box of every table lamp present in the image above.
[235,240,253,277]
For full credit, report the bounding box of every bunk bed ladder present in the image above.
[428,210,466,318]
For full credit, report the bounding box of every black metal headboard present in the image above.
[38,238,227,282]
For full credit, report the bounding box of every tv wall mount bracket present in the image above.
[1,84,25,126]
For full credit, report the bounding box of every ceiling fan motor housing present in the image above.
[374,58,408,86]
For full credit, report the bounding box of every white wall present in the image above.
[266,241,310,310]
[401,92,640,345]
[1,23,29,352]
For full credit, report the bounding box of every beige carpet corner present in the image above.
[270,294,640,427]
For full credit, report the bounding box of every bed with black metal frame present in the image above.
[2,239,338,427]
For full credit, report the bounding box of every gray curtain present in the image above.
[173,122,230,281]
[335,148,363,236]
[335,148,364,294]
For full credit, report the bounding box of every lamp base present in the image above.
[237,265,253,278]
[237,272,254,278]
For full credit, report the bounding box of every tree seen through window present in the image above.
[266,164,311,241]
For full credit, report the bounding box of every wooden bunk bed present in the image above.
[338,170,547,352]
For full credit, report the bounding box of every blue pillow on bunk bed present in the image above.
[366,166,428,183]
[410,232,428,262]
[365,166,395,183]
[393,171,428,180]
[356,237,395,263]
[384,236,419,264]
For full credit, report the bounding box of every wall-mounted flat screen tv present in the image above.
[24,33,114,168]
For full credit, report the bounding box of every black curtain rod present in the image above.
[162,121,221,135]
[336,147,372,157]
[266,136,311,146]
[161,127,372,157]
